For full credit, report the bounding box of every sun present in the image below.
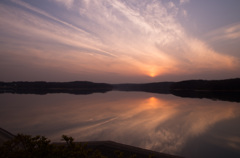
[149,72,156,77]
[148,69,159,77]
[142,65,162,78]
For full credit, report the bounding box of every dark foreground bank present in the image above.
[0,128,183,158]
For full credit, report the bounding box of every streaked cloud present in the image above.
[180,0,190,5]
[206,23,240,41]
[182,9,188,17]
[0,0,239,82]
[52,0,74,9]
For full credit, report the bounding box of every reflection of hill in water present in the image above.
[0,78,240,102]
[170,90,240,103]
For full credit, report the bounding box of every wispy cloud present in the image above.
[0,0,238,81]
[180,0,190,5]
[205,23,240,41]
[10,0,91,36]
[0,2,117,56]
[182,9,188,17]
[52,0,74,9]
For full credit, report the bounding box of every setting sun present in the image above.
[149,72,156,77]
[145,66,159,78]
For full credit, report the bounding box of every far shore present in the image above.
[1,78,240,102]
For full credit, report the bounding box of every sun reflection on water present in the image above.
[145,97,159,109]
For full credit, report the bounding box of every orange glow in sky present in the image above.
[149,72,156,78]
[144,66,160,78]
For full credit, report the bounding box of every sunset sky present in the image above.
[0,0,240,83]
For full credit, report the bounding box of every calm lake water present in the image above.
[1,91,240,158]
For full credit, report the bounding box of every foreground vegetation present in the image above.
[0,134,159,158]
[1,134,104,158]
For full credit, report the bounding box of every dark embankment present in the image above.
[82,141,184,158]
[0,81,113,95]
[113,82,174,94]
[170,78,240,102]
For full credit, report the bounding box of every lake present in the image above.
[1,91,240,158]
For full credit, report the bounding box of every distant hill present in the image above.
[0,81,113,95]
[170,78,240,102]
[113,82,174,94]
[170,78,240,91]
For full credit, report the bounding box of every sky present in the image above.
[0,0,240,83]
